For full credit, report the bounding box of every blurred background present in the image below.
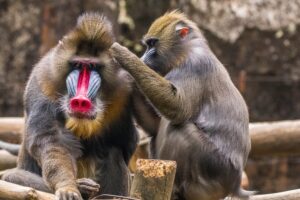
[0,0,299,194]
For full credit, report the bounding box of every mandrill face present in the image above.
[36,13,131,139]
[66,57,102,119]
[59,51,126,139]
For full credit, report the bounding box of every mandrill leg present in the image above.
[2,168,52,192]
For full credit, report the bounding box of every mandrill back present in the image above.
[2,13,137,200]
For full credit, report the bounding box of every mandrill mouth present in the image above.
[69,112,96,120]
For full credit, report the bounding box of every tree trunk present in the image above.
[130,159,176,200]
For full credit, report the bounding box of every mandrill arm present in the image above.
[24,90,82,199]
[111,42,199,124]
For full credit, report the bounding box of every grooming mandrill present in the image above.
[111,11,252,200]
[1,13,137,200]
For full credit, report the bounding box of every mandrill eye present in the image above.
[146,38,158,48]
[69,61,82,70]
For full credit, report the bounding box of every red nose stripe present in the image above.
[76,65,91,96]
[70,65,92,113]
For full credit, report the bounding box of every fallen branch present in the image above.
[249,189,300,200]
[249,120,300,157]
[0,180,55,200]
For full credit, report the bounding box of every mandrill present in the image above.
[111,11,253,200]
[1,13,137,200]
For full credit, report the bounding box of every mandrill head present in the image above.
[141,10,206,76]
[38,13,130,138]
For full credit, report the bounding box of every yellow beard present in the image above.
[65,114,104,139]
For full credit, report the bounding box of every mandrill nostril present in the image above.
[74,101,79,107]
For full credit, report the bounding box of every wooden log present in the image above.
[0,150,17,171]
[1,118,300,157]
[0,117,24,144]
[249,120,300,157]
[0,141,20,155]
[0,180,55,200]
[92,194,139,199]
[130,159,176,200]
[248,189,300,200]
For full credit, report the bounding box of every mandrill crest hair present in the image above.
[74,13,114,49]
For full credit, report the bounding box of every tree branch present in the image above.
[249,120,300,157]
[0,180,55,200]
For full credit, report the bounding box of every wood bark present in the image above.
[0,180,55,200]
[0,141,20,155]
[0,150,17,171]
[0,117,24,143]
[130,159,176,200]
[92,194,139,199]
[248,189,300,200]
[249,120,300,157]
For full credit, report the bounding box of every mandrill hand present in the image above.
[55,186,82,200]
[77,178,100,199]
[110,42,144,70]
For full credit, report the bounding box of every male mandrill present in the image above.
[111,11,252,200]
[1,13,137,200]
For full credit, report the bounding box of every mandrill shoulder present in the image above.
[27,47,68,101]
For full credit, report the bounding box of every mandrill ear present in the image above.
[176,23,190,39]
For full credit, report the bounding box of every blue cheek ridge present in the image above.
[66,69,80,97]
[87,71,101,99]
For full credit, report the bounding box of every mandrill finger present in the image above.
[110,43,132,58]
[61,192,67,200]
[67,191,78,200]
[110,42,144,69]
[73,192,81,200]
[111,42,123,51]
[78,184,100,192]
[55,191,63,200]
[76,178,100,188]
